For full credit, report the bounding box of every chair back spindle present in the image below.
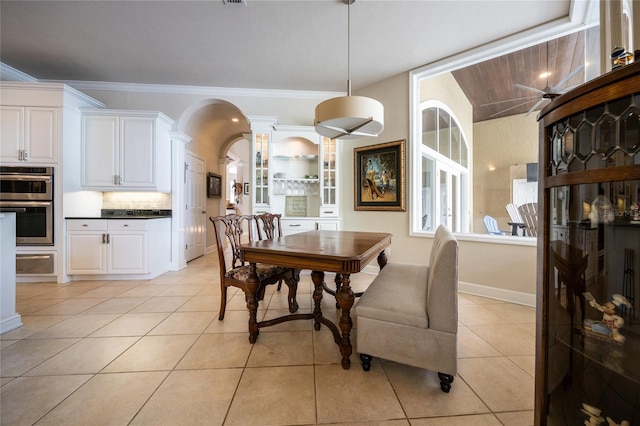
[255,213,283,241]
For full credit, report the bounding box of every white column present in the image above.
[169,131,191,271]
[1,213,22,333]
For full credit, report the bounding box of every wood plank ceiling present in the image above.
[452,31,588,122]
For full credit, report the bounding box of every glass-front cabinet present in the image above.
[254,132,270,206]
[250,123,340,230]
[320,136,338,216]
[536,62,640,425]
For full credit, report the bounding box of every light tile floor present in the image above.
[1,254,536,425]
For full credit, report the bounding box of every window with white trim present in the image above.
[418,102,469,233]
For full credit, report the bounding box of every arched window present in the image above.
[418,102,469,233]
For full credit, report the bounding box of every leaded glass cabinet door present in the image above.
[536,62,640,426]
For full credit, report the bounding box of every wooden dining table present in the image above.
[240,229,392,369]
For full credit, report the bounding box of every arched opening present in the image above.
[177,99,251,261]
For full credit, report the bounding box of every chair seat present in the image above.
[356,263,429,329]
[226,263,290,282]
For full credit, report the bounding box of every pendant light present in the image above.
[314,0,384,140]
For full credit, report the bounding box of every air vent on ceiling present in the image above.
[223,0,247,6]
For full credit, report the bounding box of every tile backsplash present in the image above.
[102,192,171,209]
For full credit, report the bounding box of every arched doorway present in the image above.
[177,99,251,261]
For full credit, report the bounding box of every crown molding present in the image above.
[0,80,104,108]
[40,79,345,101]
[0,63,38,82]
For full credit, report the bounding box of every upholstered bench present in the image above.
[355,225,459,392]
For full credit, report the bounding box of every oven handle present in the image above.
[0,175,52,183]
[0,201,52,207]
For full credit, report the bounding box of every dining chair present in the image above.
[255,212,299,312]
[210,214,299,320]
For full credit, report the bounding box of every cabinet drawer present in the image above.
[319,207,338,217]
[281,219,315,232]
[108,220,148,231]
[67,220,107,231]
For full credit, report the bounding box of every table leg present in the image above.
[333,274,342,308]
[377,250,388,270]
[245,263,260,343]
[336,272,354,369]
[311,271,325,331]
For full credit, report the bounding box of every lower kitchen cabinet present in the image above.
[66,218,170,279]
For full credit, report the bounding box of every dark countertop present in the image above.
[66,209,171,220]
[66,216,171,220]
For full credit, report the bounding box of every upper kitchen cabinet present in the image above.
[0,106,57,164]
[81,110,172,192]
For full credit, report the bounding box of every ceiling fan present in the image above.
[483,42,584,118]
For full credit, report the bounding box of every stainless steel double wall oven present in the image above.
[0,166,54,245]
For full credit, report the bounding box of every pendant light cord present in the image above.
[347,0,352,96]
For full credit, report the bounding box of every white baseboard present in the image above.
[0,314,23,334]
[458,281,536,307]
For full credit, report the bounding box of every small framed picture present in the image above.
[207,173,222,198]
[243,182,250,195]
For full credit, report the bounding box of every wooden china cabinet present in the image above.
[536,62,640,425]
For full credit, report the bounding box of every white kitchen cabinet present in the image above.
[66,218,170,279]
[66,220,108,274]
[280,217,341,236]
[253,125,340,222]
[0,106,57,164]
[319,136,339,216]
[107,224,147,274]
[81,110,172,191]
[280,218,316,236]
[316,219,341,231]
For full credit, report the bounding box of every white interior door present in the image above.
[513,178,538,206]
[185,152,205,262]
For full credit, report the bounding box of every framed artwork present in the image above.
[354,139,406,211]
[207,173,222,198]
[243,182,250,195]
[285,196,307,217]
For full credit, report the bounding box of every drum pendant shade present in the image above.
[315,95,384,139]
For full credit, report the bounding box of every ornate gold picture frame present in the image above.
[354,139,406,211]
